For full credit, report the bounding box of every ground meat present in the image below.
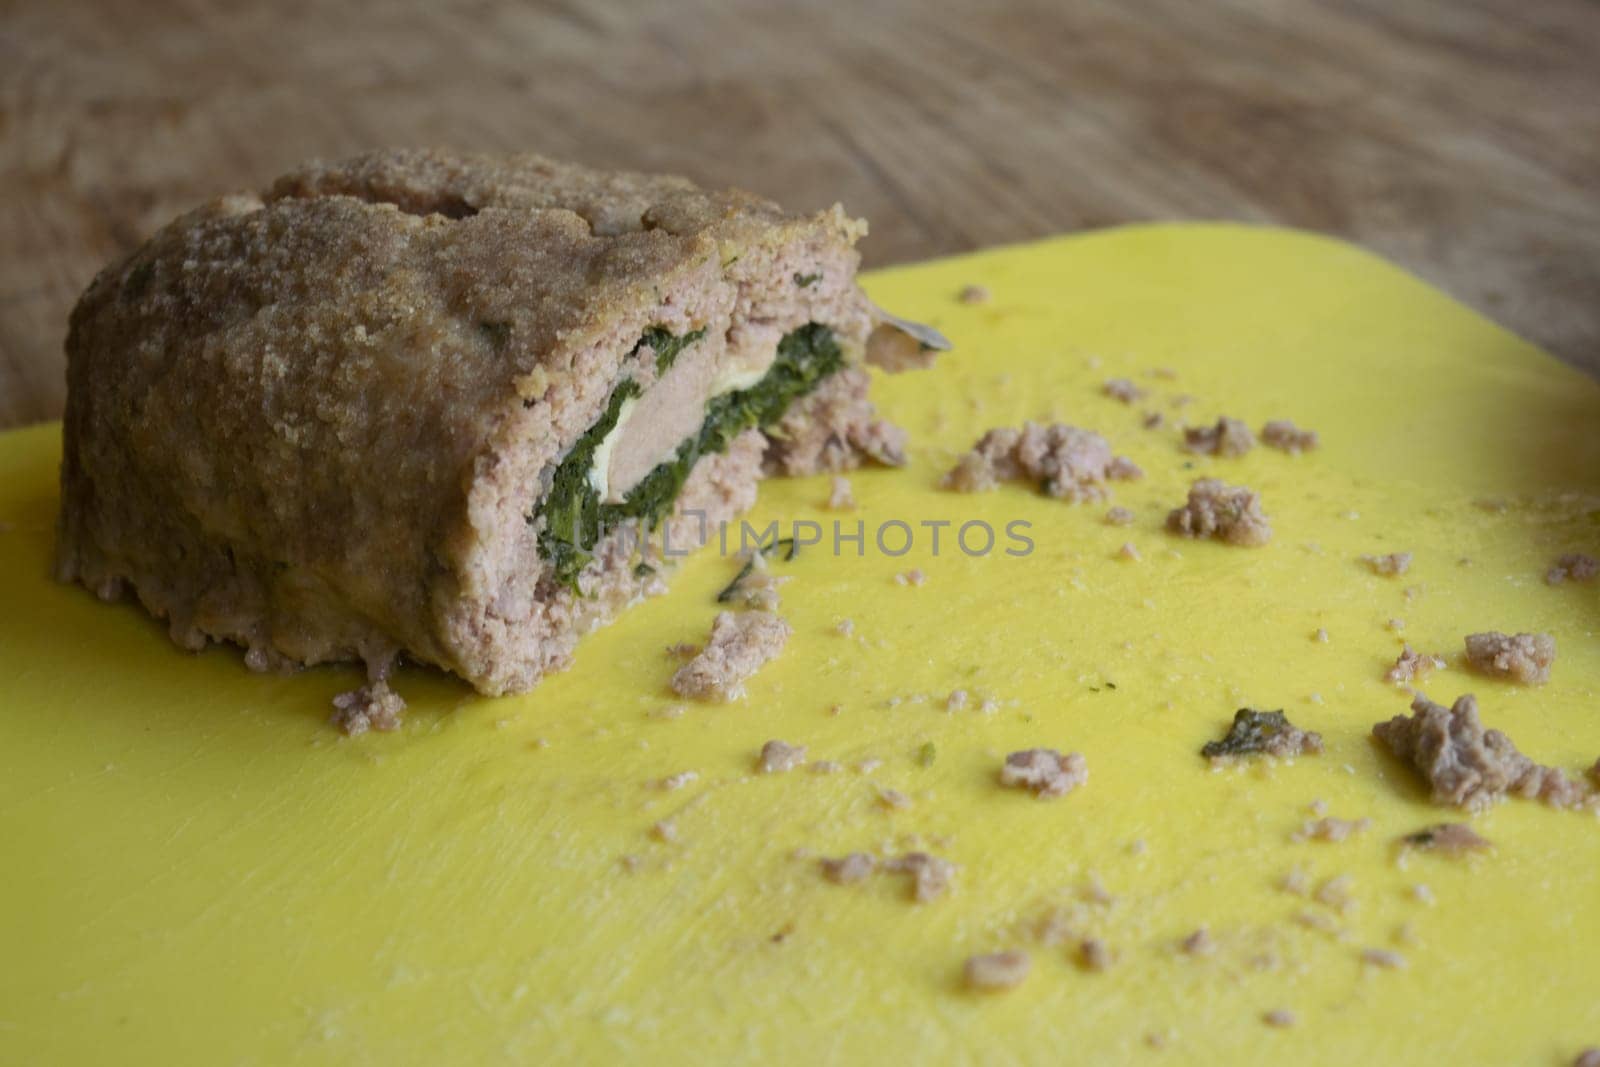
[670,610,792,701]
[1106,455,1144,481]
[820,852,875,884]
[878,787,913,810]
[999,748,1089,798]
[826,475,855,510]
[1399,823,1491,855]
[1166,478,1272,546]
[1386,645,1446,685]
[650,818,677,842]
[1548,553,1599,585]
[1575,1049,1600,1067]
[1117,542,1141,562]
[1262,1009,1298,1028]
[1294,817,1371,842]
[1315,874,1356,913]
[1183,416,1255,457]
[330,679,406,736]
[941,422,1139,503]
[1464,631,1555,685]
[758,739,807,774]
[724,554,790,611]
[1078,938,1114,972]
[1361,552,1413,576]
[1105,506,1135,526]
[1202,709,1324,762]
[884,852,956,903]
[1261,420,1319,454]
[1180,927,1216,956]
[1142,411,1165,430]
[1373,692,1590,811]
[963,950,1031,991]
[958,284,991,305]
[1362,948,1406,970]
[895,568,926,587]
[1103,378,1145,404]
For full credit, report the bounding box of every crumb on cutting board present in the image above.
[826,475,855,511]
[819,852,876,885]
[758,739,807,774]
[1361,947,1407,970]
[895,568,927,587]
[1180,927,1216,956]
[1202,709,1323,762]
[1261,419,1319,454]
[957,283,990,305]
[1385,645,1446,685]
[999,748,1089,799]
[1102,378,1145,404]
[1167,478,1272,546]
[1373,692,1590,811]
[941,422,1141,502]
[1573,1048,1600,1067]
[1105,506,1135,526]
[671,610,792,701]
[1183,416,1255,457]
[1360,551,1413,576]
[1078,938,1115,972]
[1547,552,1598,585]
[884,851,957,903]
[963,950,1031,991]
[330,679,406,736]
[1262,1009,1298,1028]
[1294,816,1372,843]
[1463,630,1556,685]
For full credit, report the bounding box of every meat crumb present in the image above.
[1547,552,1599,585]
[945,689,969,711]
[963,950,1031,991]
[1385,645,1446,685]
[1400,823,1492,856]
[1280,867,1311,895]
[665,642,700,659]
[1117,542,1141,562]
[894,568,927,587]
[1411,883,1436,905]
[1360,552,1413,576]
[957,283,991,305]
[1573,1049,1600,1067]
[941,422,1140,502]
[1141,411,1165,430]
[884,851,957,902]
[1106,455,1144,481]
[659,771,699,791]
[834,618,855,637]
[1105,506,1135,526]
[758,739,807,774]
[878,787,913,810]
[1463,630,1556,685]
[999,748,1089,799]
[670,610,792,701]
[330,679,406,736]
[1262,1009,1298,1029]
[1315,874,1356,913]
[1373,692,1590,811]
[1313,628,1329,643]
[819,852,876,885]
[1167,478,1272,546]
[1361,948,1407,970]
[809,759,843,774]
[826,475,856,511]
[1294,816,1372,842]
[1078,938,1115,972]
[650,818,677,842]
[1103,378,1145,404]
[1180,927,1216,956]
[1183,416,1255,457]
[1261,419,1319,454]
[1202,708,1323,762]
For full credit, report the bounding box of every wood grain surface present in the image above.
[3,0,1598,429]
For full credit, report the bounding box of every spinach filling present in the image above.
[534,322,844,590]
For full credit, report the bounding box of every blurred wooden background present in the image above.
[3,0,1598,429]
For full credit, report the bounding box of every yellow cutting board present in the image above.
[3,225,1598,1066]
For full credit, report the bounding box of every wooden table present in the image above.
[3,0,1597,429]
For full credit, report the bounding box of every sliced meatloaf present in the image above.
[57,149,934,695]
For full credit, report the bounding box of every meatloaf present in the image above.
[57,149,933,695]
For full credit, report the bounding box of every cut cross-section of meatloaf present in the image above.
[56,149,939,695]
